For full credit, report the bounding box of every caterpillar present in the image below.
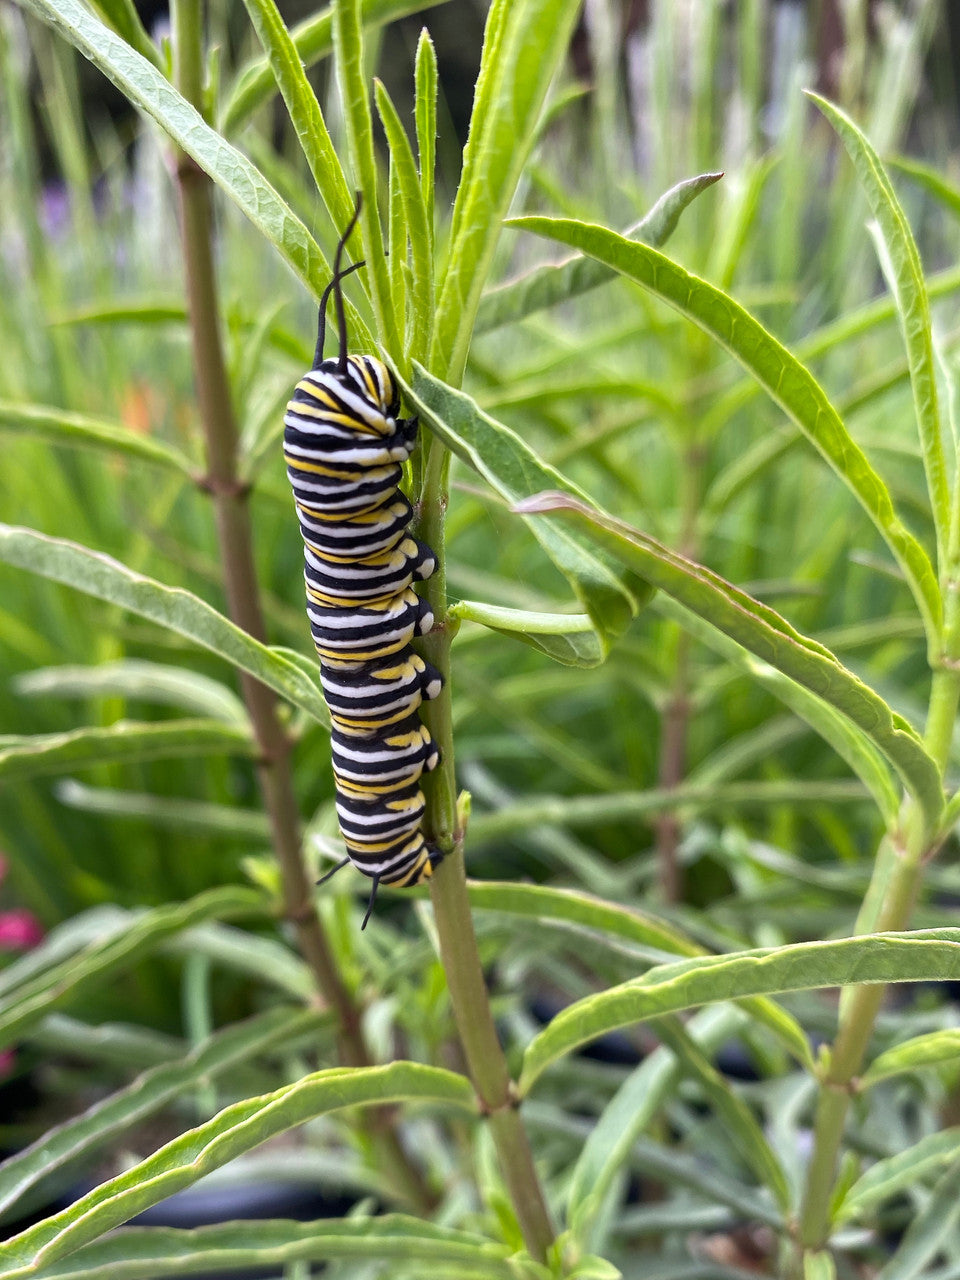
[284,198,443,928]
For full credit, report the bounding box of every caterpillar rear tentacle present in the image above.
[283,194,444,928]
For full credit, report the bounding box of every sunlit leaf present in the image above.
[476,170,723,333]
[0,1065,474,1275]
[515,495,941,830]
[810,92,948,562]
[519,929,960,1092]
[0,1006,327,1222]
[23,1216,515,1280]
[510,215,942,646]
[0,526,329,725]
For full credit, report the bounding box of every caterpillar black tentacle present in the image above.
[284,194,444,927]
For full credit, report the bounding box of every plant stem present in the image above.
[796,612,960,1257]
[655,442,705,901]
[795,825,923,1252]
[416,433,556,1263]
[171,0,432,1213]
[655,629,691,902]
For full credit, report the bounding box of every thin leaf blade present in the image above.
[0,721,254,783]
[809,91,948,560]
[0,526,329,725]
[519,929,960,1093]
[430,0,583,381]
[477,171,723,333]
[0,402,194,474]
[400,367,646,650]
[510,216,943,646]
[0,1065,475,1275]
[0,1007,328,1222]
[19,1216,514,1280]
[515,494,942,832]
[0,888,266,1052]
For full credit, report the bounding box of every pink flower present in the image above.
[0,909,44,951]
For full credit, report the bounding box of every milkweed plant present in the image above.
[1,1,960,1278]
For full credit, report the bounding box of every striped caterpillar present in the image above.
[283,200,443,928]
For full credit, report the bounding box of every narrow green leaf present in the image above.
[467,879,698,959]
[399,366,645,649]
[86,0,158,66]
[838,1128,960,1221]
[653,1018,790,1211]
[652,594,901,826]
[702,428,797,521]
[876,1156,960,1278]
[387,153,406,338]
[0,720,254,784]
[700,262,960,439]
[466,880,813,1069]
[567,1006,745,1244]
[0,526,329,725]
[614,1136,779,1230]
[860,1029,960,1089]
[0,402,194,474]
[333,0,400,355]
[25,1016,182,1073]
[468,780,870,846]
[0,1007,326,1222]
[431,0,583,382]
[0,887,266,1053]
[51,301,309,370]
[21,1216,514,1280]
[451,599,603,667]
[515,495,942,832]
[221,0,449,134]
[415,28,437,252]
[14,660,248,726]
[0,1065,475,1275]
[565,1258,620,1280]
[477,171,723,334]
[519,929,960,1093]
[0,910,129,1002]
[890,153,960,223]
[809,92,948,563]
[165,923,311,999]
[374,78,433,364]
[18,0,342,307]
[510,216,943,646]
[478,372,673,415]
[238,0,354,234]
[55,780,271,841]
[50,300,187,327]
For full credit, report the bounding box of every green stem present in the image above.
[171,0,432,1214]
[415,433,555,1263]
[796,828,922,1251]
[796,632,959,1256]
[655,442,705,901]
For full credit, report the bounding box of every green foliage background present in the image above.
[2,1,960,1277]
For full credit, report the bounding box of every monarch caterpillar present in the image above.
[284,198,443,928]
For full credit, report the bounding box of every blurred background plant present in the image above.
[2,0,960,1277]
